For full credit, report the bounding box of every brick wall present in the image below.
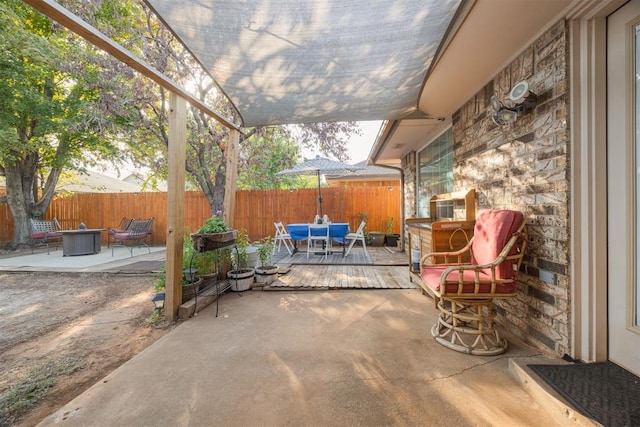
[403,20,570,355]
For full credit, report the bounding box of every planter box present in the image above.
[385,234,400,247]
[191,230,238,252]
[182,277,203,303]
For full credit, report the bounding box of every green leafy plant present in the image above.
[198,217,229,234]
[384,217,395,235]
[256,236,275,268]
[231,229,250,271]
[183,228,216,275]
[154,226,219,292]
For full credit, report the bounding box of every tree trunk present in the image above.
[210,168,225,217]
[5,165,33,250]
[4,153,61,249]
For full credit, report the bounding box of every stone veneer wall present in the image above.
[402,151,417,220]
[403,20,570,355]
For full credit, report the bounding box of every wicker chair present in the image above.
[420,209,527,355]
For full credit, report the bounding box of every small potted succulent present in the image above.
[255,236,278,285]
[226,229,255,291]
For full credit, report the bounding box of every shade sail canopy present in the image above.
[145,0,462,127]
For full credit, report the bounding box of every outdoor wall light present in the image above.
[491,80,537,126]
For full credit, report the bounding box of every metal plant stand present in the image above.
[190,231,238,317]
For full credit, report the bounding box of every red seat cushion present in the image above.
[30,232,47,239]
[113,231,146,240]
[421,266,517,295]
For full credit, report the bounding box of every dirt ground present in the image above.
[0,271,175,427]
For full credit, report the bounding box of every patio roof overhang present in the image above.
[369,0,576,166]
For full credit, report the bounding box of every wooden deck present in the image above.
[266,265,418,290]
[271,244,407,266]
[266,245,417,290]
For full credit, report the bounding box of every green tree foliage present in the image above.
[127,5,362,212]
[0,0,138,248]
[0,0,364,249]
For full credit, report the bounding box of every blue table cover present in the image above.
[286,223,350,243]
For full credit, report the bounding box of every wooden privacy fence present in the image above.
[0,186,401,245]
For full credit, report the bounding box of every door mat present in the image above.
[528,361,640,427]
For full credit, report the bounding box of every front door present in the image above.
[607,0,640,376]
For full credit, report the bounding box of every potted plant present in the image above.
[226,229,255,291]
[384,217,400,247]
[191,216,237,252]
[255,236,278,285]
[369,231,386,247]
[183,233,216,289]
[154,264,203,305]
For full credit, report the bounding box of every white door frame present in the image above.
[568,0,627,363]
[606,0,640,374]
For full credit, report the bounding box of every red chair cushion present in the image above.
[471,210,524,280]
[421,266,517,295]
[113,231,146,240]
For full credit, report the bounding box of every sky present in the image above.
[89,120,383,179]
[347,121,383,163]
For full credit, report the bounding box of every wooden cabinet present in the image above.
[406,190,476,286]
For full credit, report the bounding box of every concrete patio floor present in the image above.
[37,289,586,426]
[0,245,166,273]
[0,246,595,426]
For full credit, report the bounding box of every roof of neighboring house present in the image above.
[326,161,400,181]
[122,173,169,192]
[56,171,144,193]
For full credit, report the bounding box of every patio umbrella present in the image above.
[277,156,364,217]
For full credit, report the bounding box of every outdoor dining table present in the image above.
[286,223,350,255]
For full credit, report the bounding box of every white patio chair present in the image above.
[307,223,329,260]
[273,221,293,255]
[344,220,368,257]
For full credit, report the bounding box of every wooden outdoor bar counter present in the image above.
[406,190,476,287]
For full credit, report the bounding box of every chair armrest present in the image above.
[421,239,473,265]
